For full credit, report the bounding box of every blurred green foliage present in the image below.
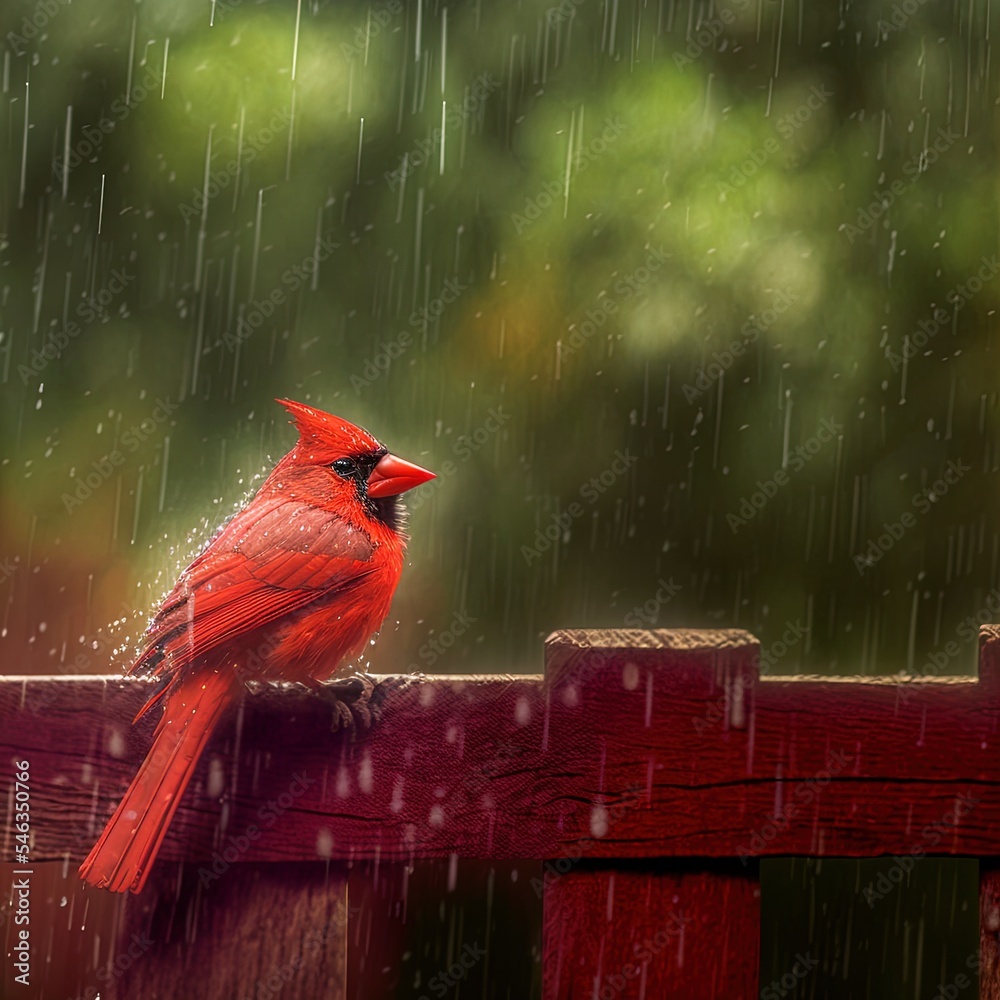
[0,0,998,677]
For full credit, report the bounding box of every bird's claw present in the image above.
[303,671,427,733]
[367,671,426,716]
[315,671,377,733]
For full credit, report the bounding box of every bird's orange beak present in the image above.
[367,453,436,498]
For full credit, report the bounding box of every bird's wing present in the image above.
[131,490,375,686]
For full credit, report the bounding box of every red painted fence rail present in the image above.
[2,626,999,998]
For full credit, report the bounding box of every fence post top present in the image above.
[544,628,759,652]
[543,628,760,691]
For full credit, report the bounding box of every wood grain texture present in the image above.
[542,865,759,999]
[0,860,347,1000]
[2,627,999,863]
[109,862,348,1000]
[982,867,1000,999]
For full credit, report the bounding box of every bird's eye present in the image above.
[331,458,357,477]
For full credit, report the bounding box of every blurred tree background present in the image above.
[0,0,997,679]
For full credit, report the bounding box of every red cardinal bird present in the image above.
[79,399,434,893]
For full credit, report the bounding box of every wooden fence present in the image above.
[2,627,999,997]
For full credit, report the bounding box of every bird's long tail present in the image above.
[79,667,238,894]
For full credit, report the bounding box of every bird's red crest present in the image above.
[277,398,385,464]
